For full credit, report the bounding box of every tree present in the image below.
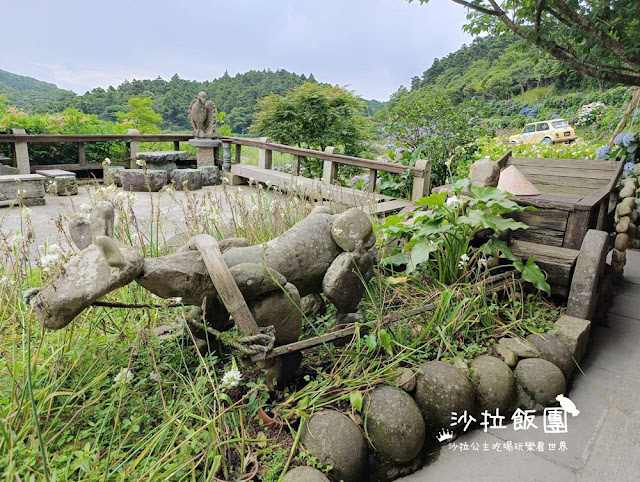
[251,82,374,156]
[378,88,485,185]
[116,96,163,133]
[411,0,640,86]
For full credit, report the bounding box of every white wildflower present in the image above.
[135,159,146,167]
[16,189,26,197]
[237,187,243,193]
[40,253,60,273]
[222,177,230,184]
[106,184,117,193]
[104,157,112,165]
[113,368,134,385]
[116,192,128,203]
[149,372,162,382]
[249,177,255,185]
[446,195,459,206]
[21,206,32,217]
[129,193,137,204]
[80,203,92,214]
[220,368,242,390]
[173,297,183,304]
[265,180,272,188]
[458,253,470,270]
[479,258,488,269]
[11,233,24,247]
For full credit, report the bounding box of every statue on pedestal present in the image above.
[188,92,221,139]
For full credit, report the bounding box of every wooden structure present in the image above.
[0,129,192,173]
[225,136,431,215]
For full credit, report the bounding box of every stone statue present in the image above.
[188,91,220,139]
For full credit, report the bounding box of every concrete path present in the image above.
[401,251,640,481]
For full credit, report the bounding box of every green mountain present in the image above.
[0,69,76,111]
[407,34,606,102]
[1,69,385,134]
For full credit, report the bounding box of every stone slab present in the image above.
[35,169,77,178]
[120,169,167,192]
[188,138,222,148]
[136,151,189,161]
[45,176,78,196]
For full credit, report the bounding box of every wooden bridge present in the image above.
[0,130,431,215]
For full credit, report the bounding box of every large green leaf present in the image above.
[407,237,437,272]
[514,255,550,295]
[414,192,448,208]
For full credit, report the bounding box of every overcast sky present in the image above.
[3,0,472,101]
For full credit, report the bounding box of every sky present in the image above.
[2,0,472,101]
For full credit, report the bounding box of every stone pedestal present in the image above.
[120,169,167,192]
[0,174,46,207]
[188,138,222,168]
[36,169,78,196]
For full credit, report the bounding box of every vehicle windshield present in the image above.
[552,120,569,128]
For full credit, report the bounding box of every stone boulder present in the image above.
[470,355,516,413]
[331,207,375,252]
[364,385,425,463]
[121,169,167,192]
[170,169,203,191]
[469,158,500,188]
[69,216,93,251]
[323,250,374,313]
[282,466,329,482]
[250,282,302,345]
[514,358,566,412]
[497,337,540,358]
[526,333,574,379]
[300,410,367,482]
[198,166,221,186]
[549,315,591,363]
[413,361,475,431]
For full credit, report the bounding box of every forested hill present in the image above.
[1,69,385,134]
[0,69,76,111]
[407,34,607,102]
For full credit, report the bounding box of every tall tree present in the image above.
[411,0,640,86]
[116,96,163,134]
[251,82,374,156]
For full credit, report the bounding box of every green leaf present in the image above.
[470,186,509,203]
[414,192,448,208]
[350,391,364,412]
[381,253,409,266]
[514,255,550,295]
[491,239,520,261]
[407,237,437,272]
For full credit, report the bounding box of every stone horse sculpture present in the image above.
[32,203,376,366]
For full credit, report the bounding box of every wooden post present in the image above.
[11,128,30,174]
[78,142,86,167]
[258,137,272,170]
[322,146,340,184]
[126,129,140,169]
[235,144,242,164]
[369,169,377,192]
[294,155,301,176]
[411,159,431,202]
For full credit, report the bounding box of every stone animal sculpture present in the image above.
[188,91,221,139]
[33,203,376,356]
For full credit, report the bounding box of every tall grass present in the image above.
[0,180,559,480]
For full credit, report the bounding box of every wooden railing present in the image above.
[0,130,431,201]
[0,128,192,172]
[222,136,431,201]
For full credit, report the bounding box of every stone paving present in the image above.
[401,251,640,481]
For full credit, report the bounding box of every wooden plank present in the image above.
[509,164,616,181]
[515,193,581,211]
[510,209,569,232]
[563,208,595,249]
[0,134,192,143]
[509,157,618,172]
[367,199,412,215]
[235,144,242,164]
[231,164,387,206]
[253,325,358,361]
[511,227,565,247]
[497,151,512,169]
[510,240,579,287]
[186,234,261,336]
[369,169,377,192]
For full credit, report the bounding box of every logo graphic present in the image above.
[436,429,454,443]
[556,394,580,417]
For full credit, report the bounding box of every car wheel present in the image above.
[540,137,552,145]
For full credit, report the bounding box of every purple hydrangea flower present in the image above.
[624,161,636,171]
[350,175,362,185]
[595,145,612,160]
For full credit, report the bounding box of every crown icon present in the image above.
[436,429,454,443]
